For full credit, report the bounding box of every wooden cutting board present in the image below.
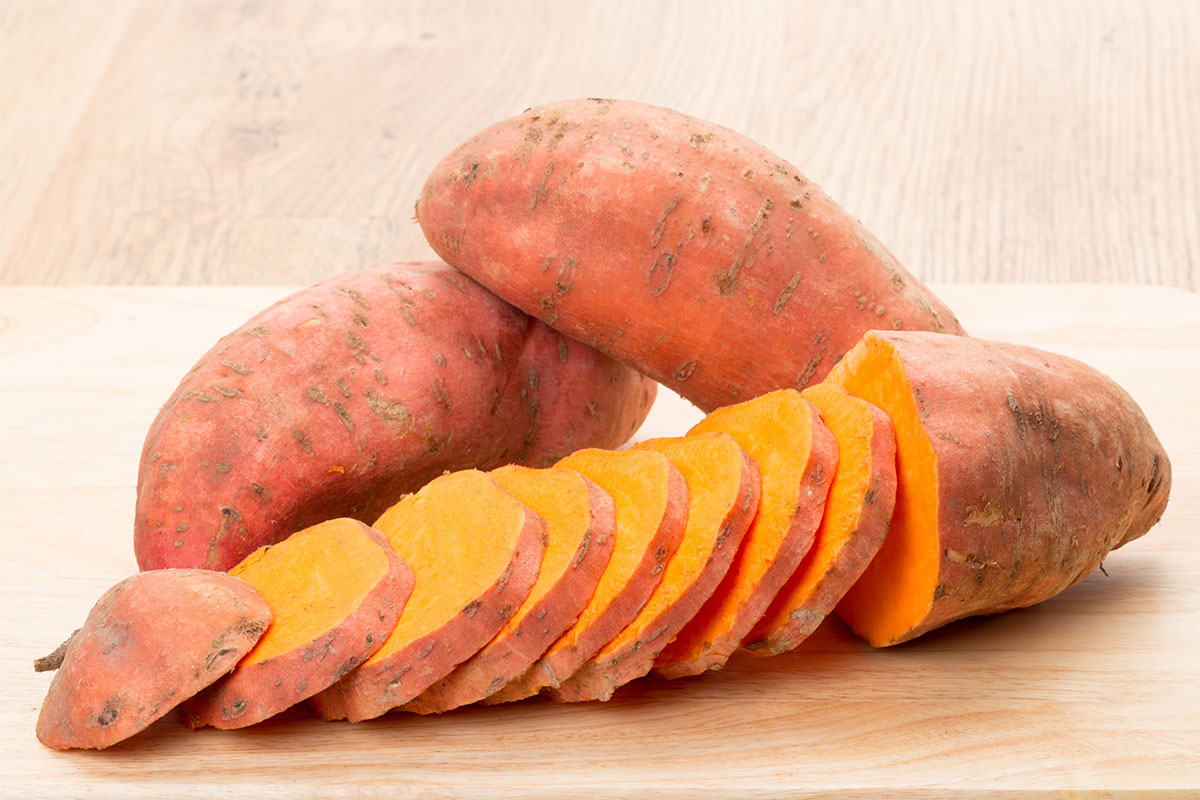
[1,284,1197,798]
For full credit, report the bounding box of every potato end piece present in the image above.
[36,570,271,750]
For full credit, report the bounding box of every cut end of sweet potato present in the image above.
[182,518,410,730]
[742,384,897,655]
[552,433,759,702]
[826,333,939,647]
[656,389,835,676]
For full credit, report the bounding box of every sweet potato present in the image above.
[484,449,688,704]
[183,518,411,729]
[550,433,759,702]
[403,466,614,713]
[36,570,270,750]
[416,98,965,412]
[654,390,837,678]
[309,470,545,721]
[135,260,655,572]
[742,384,897,655]
[827,331,1171,646]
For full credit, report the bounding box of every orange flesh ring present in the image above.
[662,390,815,663]
[611,433,745,657]
[231,518,388,666]
[367,470,526,663]
[745,385,874,641]
[548,449,672,653]
[826,334,939,645]
[489,465,597,637]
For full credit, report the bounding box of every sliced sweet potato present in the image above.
[135,260,655,572]
[827,331,1171,646]
[309,470,546,721]
[741,384,897,655]
[654,390,837,678]
[550,433,759,702]
[484,449,688,704]
[182,518,411,729]
[403,466,614,713]
[36,570,271,750]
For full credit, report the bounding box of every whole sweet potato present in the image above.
[135,261,655,571]
[416,98,965,411]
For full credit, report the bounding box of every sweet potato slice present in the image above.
[403,466,615,713]
[741,384,897,655]
[309,470,546,721]
[653,390,837,678]
[182,518,411,729]
[827,331,1171,646]
[550,433,759,702]
[484,450,688,704]
[36,570,270,750]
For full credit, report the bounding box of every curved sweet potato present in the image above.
[309,470,545,722]
[182,518,412,729]
[742,384,896,655]
[416,98,964,411]
[550,433,759,702]
[654,390,837,678]
[403,466,614,713]
[484,450,688,704]
[36,570,270,750]
[828,331,1171,646]
[135,260,655,572]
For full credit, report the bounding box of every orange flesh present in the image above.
[489,465,600,638]
[367,470,526,663]
[746,384,876,641]
[231,518,388,666]
[612,433,746,656]
[826,334,939,646]
[660,390,815,663]
[546,449,674,654]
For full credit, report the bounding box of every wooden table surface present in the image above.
[1,283,1197,798]
[1,0,1198,289]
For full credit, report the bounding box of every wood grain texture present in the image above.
[1,0,1196,289]
[1,284,1198,797]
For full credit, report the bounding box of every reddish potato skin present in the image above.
[36,570,271,750]
[135,261,655,572]
[182,524,413,729]
[837,332,1171,644]
[308,509,546,723]
[416,98,965,412]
